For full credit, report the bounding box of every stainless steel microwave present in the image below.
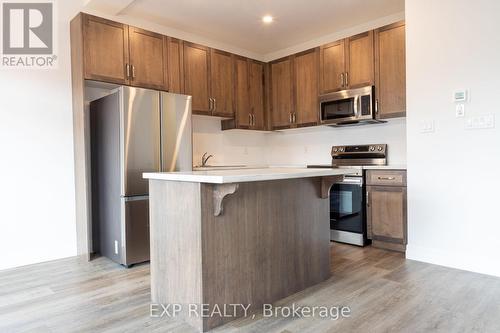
[319,86,385,126]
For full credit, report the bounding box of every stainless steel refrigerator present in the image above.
[90,86,192,267]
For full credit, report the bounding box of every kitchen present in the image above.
[1,0,500,332]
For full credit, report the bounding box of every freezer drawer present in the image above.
[123,196,150,265]
[121,87,161,196]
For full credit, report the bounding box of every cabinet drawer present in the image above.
[366,170,406,186]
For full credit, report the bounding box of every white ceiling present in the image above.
[86,0,404,57]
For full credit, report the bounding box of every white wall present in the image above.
[267,119,406,166]
[192,117,406,167]
[192,117,270,167]
[0,1,85,270]
[406,0,500,276]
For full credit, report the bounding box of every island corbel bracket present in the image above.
[213,183,239,216]
[321,175,345,198]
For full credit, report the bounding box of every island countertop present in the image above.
[143,167,357,184]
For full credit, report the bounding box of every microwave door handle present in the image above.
[354,95,360,117]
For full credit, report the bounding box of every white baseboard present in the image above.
[406,244,500,278]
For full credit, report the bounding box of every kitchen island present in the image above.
[143,168,356,332]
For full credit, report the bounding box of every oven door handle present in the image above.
[336,178,363,186]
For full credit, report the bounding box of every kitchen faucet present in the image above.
[201,152,213,167]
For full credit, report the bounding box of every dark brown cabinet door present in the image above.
[320,39,345,93]
[128,27,166,90]
[210,49,234,117]
[83,14,129,84]
[375,21,406,119]
[183,42,210,114]
[294,48,319,127]
[234,56,251,128]
[367,185,407,245]
[249,61,265,130]
[165,37,184,94]
[345,31,375,89]
[271,57,294,129]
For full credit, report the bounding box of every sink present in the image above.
[193,165,248,171]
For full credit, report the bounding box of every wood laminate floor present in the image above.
[1,243,500,333]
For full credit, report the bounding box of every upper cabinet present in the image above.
[210,49,234,117]
[270,57,294,130]
[83,15,129,84]
[165,37,184,94]
[319,40,345,93]
[270,48,320,130]
[228,57,265,130]
[249,61,265,129]
[234,56,251,128]
[82,14,167,90]
[183,43,235,117]
[128,27,166,90]
[183,42,211,114]
[345,31,374,89]
[374,21,406,118]
[294,48,320,127]
[320,31,374,93]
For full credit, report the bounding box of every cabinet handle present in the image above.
[340,73,344,88]
[289,113,292,123]
[293,113,297,123]
[131,65,136,79]
[126,64,131,78]
[252,114,255,126]
[377,176,396,180]
[213,98,216,112]
[375,99,379,115]
[249,113,252,126]
[366,191,370,207]
[209,98,213,111]
[345,72,348,87]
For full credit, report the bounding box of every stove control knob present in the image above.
[340,147,344,152]
[333,148,338,152]
[377,146,383,151]
[369,146,375,151]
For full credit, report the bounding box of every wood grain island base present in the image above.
[144,168,353,331]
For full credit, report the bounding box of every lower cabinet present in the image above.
[366,170,407,252]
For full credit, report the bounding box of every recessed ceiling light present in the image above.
[262,15,273,24]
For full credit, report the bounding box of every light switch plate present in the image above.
[420,120,435,133]
[465,114,495,130]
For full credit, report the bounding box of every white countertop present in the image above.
[361,165,406,170]
[306,165,406,170]
[143,167,357,184]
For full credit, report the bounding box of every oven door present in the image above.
[330,176,365,242]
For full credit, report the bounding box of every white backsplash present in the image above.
[192,116,407,167]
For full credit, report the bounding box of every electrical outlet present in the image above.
[455,103,465,118]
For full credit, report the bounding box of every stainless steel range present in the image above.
[308,144,387,246]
